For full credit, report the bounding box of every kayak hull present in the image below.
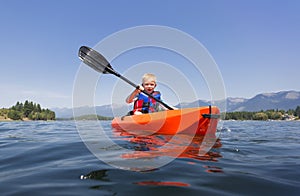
[111,106,220,136]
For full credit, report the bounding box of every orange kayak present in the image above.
[111,106,220,136]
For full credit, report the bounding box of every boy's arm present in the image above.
[126,85,144,103]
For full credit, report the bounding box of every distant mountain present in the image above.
[53,104,129,118]
[229,90,300,112]
[180,90,300,112]
[52,90,300,118]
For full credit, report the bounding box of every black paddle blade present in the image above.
[78,46,114,74]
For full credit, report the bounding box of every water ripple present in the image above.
[0,120,299,195]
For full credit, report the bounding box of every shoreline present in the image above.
[0,117,53,122]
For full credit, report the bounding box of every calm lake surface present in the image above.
[1,120,299,195]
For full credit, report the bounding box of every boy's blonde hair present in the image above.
[142,73,156,84]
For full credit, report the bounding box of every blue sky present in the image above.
[0,0,299,108]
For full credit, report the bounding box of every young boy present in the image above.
[126,73,162,115]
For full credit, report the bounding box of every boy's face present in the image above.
[142,80,156,93]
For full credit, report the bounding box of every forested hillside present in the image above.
[0,100,55,121]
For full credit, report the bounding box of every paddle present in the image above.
[78,46,174,110]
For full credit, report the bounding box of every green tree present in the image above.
[8,110,22,120]
[295,106,300,117]
[44,109,55,120]
[37,104,42,113]
[15,101,23,111]
[7,100,56,121]
[287,109,294,115]
[266,111,282,120]
[253,112,268,120]
[23,100,31,117]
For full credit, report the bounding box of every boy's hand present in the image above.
[136,85,144,92]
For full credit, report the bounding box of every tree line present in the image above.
[224,106,300,120]
[6,100,55,120]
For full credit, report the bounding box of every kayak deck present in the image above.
[111,106,220,136]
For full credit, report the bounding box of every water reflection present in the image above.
[81,130,223,188]
[113,129,223,172]
[135,181,190,187]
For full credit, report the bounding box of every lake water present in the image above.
[1,120,299,195]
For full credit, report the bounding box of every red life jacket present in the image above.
[133,91,161,113]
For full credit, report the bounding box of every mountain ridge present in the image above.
[52,90,300,118]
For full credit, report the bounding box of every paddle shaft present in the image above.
[106,65,174,110]
[79,46,174,110]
